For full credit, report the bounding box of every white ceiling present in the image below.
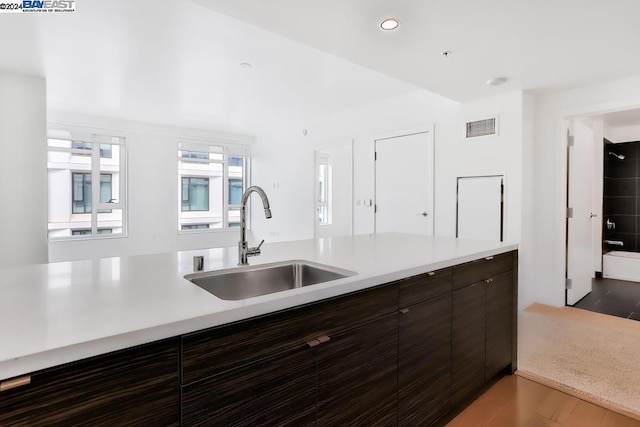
[196,0,640,102]
[595,108,640,128]
[0,0,420,134]
[1,0,639,134]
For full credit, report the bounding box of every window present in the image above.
[178,140,248,231]
[182,177,210,211]
[47,127,126,240]
[316,155,331,225]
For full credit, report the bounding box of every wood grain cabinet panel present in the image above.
[182,283,398,383]
[452,252,512,291]
[398,293,452,426]
[0,339,180,426]
[451,281,486,407]
[317,314,398,426]
[399,267,452,307]
[486,271,514,380]
[181,344,316,427]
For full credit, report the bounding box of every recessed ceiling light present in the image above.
[486,77,508,86]
[380,18,399,30]
[240,62,252,69]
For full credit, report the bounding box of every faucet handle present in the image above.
[256,239,265,250]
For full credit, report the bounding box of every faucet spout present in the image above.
[238,186,272,265]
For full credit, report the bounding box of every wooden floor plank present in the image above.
[563,400,607,427]
[448,375,639,427]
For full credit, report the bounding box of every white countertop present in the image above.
[0,233,517,381]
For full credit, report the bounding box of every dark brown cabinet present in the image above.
[317,314,398,426]
[0,339,180,426]
[398,292,452,426]
[181,344,317,427]
[451,281,486,406]
[451,253,516,408]
[180,284,399,426]
[486,271,514,380]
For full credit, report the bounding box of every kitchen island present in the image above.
[0,233,518,425]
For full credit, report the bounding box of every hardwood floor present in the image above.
[574,278,640,320]
[447,375,640,427]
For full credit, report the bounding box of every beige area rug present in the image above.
[518,303,640,417]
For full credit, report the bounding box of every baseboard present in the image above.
[515,370,640,422]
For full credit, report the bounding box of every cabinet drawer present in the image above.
[182,284,398,383]
[181,344,316,427]
[0,339,180,426]
[399,268,452,308]
[452,252,513,290]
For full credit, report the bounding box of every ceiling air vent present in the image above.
[466,117,497,138]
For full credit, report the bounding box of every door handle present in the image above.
[418,212,428,217]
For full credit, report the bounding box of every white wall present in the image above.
[48,111,254,262]
[306,89,525,242]
[0,70,48,267]
[249,128,316,244]
[528,75,640,310]
[605,124,640,142]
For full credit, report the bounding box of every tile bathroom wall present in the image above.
[603,140,640,252]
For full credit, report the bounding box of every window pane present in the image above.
[181,177,209,211]
[181,224,210,230]
[71,141,92,156]
[98,174,112,214]
[229,155,243,167]
[72,229,92,236]
[72,173,91,214]
[99,144,112,158]
[181,150,209,159]
[229,178,243,205]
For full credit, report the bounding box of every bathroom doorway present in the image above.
[566,106,640,320]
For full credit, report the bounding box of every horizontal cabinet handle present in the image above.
[427,271,436,276]
[306,335,331,348]
[399,308,410,314]
[1,375,31,392]
[485,256,494,261]
[485,278,494,284]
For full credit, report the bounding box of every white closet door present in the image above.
[457,176,503,241]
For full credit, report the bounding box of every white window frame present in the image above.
[316,153,332,226]
[177,138,250,234]
[47,124,128,241]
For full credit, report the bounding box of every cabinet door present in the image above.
[486,271,513,380]
[0,339,180,426]
[451,281,486,407]
[317,314,398,426]
[398,293,452,426]
[181,344,316,427]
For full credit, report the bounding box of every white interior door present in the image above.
[567,119,596,305]
[375,130,433,235]
[457,176,503,241]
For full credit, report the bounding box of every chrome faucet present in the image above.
[238,186,272,265]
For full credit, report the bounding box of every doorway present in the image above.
[565,108,640,312]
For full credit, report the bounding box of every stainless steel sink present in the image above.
[185,260,357,300]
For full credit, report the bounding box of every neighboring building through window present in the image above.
[72,173,112,214]
[178,140,248,231]
[47,127,126,239]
